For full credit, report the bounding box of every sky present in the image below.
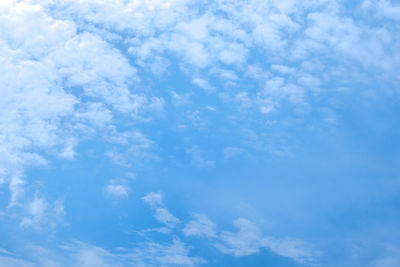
[0,0,400,266]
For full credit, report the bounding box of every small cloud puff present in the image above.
[104,180,129,198]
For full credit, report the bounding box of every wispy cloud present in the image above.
[142,192,180,228]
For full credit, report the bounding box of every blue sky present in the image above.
[0,0,400,266]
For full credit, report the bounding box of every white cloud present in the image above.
[142,192,180,228]
[270,64,294,74]
[216,218,265,256]
[0,236,204,267]
[52,32,139,113]
[4,191,318,266]
[105,151,130,167]
[0,0,159,214]
[302,10,396,70]
[0,1,398,265]
[182,213,217,238]
[62,238,204,267]
[60,242,124,267]
[363,0,400,21]
[216,218,316,265]
[74,102,113,128]
[234,92,253,111]
[175,16,209,41]
[6,0,394,128]
[72,245,121,267]
[186,146,214,168]
[263,238,317,265]
[169,36,211,68]
[103,129,155,167]
[0,248,16,257]
[20,194,65,230]
[0,255,35,267]
[210,68,238,81]
[142,192,163,206]
[218,43,247,66]
[191,77,215,92]
[170,91,191,107]
[126,239,205,267]
[142,196,318,265]
[59,138,77,160]
[104,180,129,198]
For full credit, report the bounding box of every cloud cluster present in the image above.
[0,0,156,219]
[0,0,399,266]
[141,193,317,265]
[1,0,399,212]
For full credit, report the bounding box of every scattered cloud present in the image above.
[20,194,65,230]
[186,146,214,168]
[125,239,205,267]
[216,218,316,265]
[142,192,180,228]
[104,180,129,198]
[170,91,191,107]
[183,213,217,238]
[0,0,398,266]
[148,195,318,265]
